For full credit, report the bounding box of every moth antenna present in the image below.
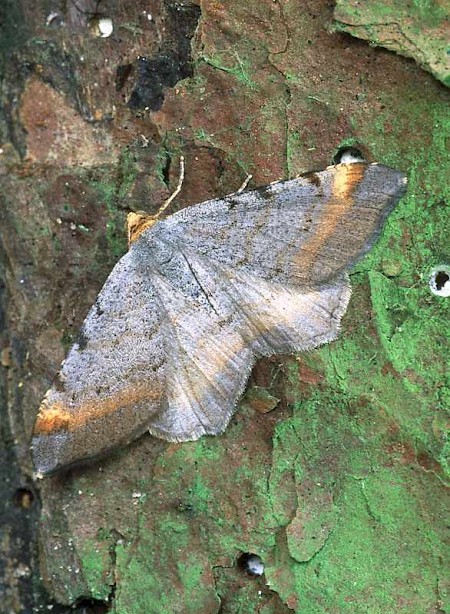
[236,173,252,193]
[127,156,185,245]
[155,155,185,217]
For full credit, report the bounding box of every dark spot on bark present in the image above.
[128,55,177,110]
[95,301,104,317]
[128,2,201,111]
[70,599,109,614]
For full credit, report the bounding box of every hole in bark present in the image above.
[89,15,113,37]
[429,265,450,297]
[237,552,264,576]
[333,146,365,164]
[435,271,450,290]
[13,487,34,509]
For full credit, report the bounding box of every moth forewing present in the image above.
[32,161,407,475]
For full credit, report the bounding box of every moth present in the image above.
[32,156,407,475]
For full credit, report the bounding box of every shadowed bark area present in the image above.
[0,1,448,612]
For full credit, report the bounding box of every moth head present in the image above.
[127,211,158,246]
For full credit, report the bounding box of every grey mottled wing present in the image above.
[32,252,166,474]
[154,162,406,285]
[142,161,406,441]
[145,247,350,442]
[32,161,407,473]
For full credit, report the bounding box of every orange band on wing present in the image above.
[296,163,366,272]
[33,383,162,436]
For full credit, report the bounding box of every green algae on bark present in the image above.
[1,0,449,612]
[334,0,450,87]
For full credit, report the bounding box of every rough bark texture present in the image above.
[334,0,450,87]
[0,1,448,613]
